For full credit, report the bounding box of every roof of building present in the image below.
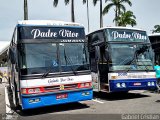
[0,41,10,55]
[0,41,10,64]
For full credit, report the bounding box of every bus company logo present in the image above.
[60,85,64,90]
[48,79,59,84]
[31,29,79,39]
[48,77,74,84]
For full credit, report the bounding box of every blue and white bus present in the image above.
[87,27,157,92]
[8,20,92,110]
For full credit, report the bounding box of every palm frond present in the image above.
[83,0,87,4]
[93,0,98,6]
[103,3,114,15]
[120,0,132,6]
[53,0,59,7]
[65,0,70,5]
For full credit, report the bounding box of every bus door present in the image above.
[90,46,100,92]
[98,46,109,91]
[94,46,109,92]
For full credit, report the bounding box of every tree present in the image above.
[24,0,28,20]
[53,0,75,22]
[93,0,103,28]
[83,0,90,32]
[115,10,137,27]
[152,25,160,33]
[103,0,132,26]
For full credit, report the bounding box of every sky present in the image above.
[0,0,160,41]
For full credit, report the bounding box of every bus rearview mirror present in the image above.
[95,46,100,61]
[105,49,109,61]
[9,48,16,64]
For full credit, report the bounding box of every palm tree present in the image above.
[93,0,103,28]
[115,10,136,27]
[24,0,28,20]
[152,25,160,33]
[103,0,132,26]
[53,0,75,22]
[83,0,90,32]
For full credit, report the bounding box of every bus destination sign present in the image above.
[108,29,149,42]
[19,26,85,42]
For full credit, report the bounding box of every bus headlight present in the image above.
[121,83,126,88]
[151,82,155,86]
[147,82,151,86]
[116,83,121,88]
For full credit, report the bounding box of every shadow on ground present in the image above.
[16,102,89,116]
[93,91,150,101]
[6,86,90,116]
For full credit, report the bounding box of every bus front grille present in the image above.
[44,84,78,92]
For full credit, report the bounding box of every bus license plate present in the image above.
[133,83,141,86]
[56,93,68,99]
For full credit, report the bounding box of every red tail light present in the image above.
[21,87,44,94]
[78,82,92,88]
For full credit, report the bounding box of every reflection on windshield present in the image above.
[109,43,154,71]
[59,43,89,72]
[19,43,89,75]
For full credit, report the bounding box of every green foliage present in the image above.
[152,25,160,33]
[53,0,70,7]
[115,10,137,27]
[102,0,132,26]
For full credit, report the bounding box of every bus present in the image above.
[148,33,160,64]
[8,20,92,110]
[86,27,157,93]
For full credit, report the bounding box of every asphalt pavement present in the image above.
[1,83,160,120]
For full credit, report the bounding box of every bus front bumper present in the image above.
[21,89,93,110]
[109,78,157,92]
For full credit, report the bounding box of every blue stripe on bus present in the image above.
[21,89,93,110]
[109,78,157,92]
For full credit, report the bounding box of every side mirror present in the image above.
[152,50,155,65]
[104,49,109,61]
[95,46,100,61]
[9,48,16,64]
[15,63,18,71]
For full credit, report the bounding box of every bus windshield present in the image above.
[108,43,154,71]
[19,43,89,75]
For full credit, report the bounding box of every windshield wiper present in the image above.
[41,62,56,78]
[41,67,52,78]
[64,49,78,75]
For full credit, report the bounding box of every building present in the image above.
[0,41,10,66]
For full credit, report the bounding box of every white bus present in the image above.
[149,33,160,64]
[8,20,93,110]
[87,27,157,92]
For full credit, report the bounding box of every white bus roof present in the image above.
[17,20,83,27]
[87,26,145,35]
[148,33,160,37]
